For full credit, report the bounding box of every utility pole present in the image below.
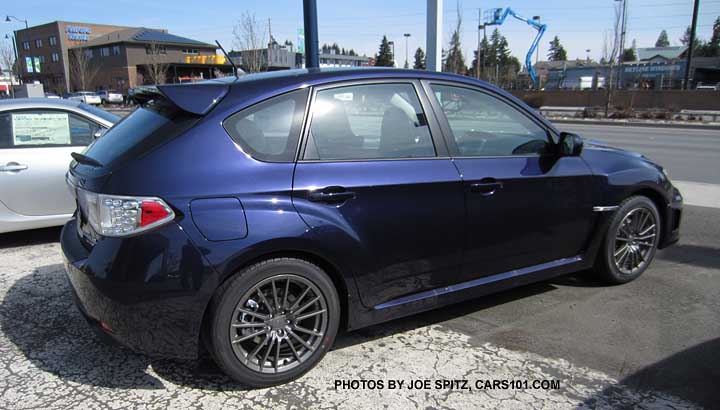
[617,0,628,89]
[684,0,700,89]
[426,0,443,71]
[477,9,482,79]
[404,33,411,68]
[303,0,319,68]
[268,18,272,68]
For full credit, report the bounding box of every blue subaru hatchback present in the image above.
[61,68,682,386]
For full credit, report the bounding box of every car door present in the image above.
[0,109,104,216]
[425,82,596,279]
[292,81,466,309]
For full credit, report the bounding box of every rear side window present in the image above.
[223,89,309,162]
[83,99,200,167]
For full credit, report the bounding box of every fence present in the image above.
[510,90,720,111]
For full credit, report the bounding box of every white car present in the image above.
[0,98,119,234]
[68,91,102,105]
[97,90,124,104]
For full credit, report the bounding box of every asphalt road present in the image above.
[558,123,720,184]
[0,123,718,409]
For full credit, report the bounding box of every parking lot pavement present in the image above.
[0,208,717,409]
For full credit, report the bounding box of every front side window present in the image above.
[0,110,100,148]
[431,85,550,157]
[223,89,309,162]
[304,83,435,160]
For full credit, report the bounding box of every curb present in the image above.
[550,119,720,130]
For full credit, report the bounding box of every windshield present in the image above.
[81,98,200,169]
[79,103,120,124]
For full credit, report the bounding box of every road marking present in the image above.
[673,180,720,209]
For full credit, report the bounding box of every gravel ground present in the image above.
[0,230,707,409]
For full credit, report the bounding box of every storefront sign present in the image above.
[66,25,91,41]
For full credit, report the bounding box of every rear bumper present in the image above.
[659,186,683,249]
[60,218,217,359]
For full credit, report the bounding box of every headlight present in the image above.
[661,167,671,180]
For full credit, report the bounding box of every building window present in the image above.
[100,47,110,57]
[49,36,57,46]
[84,49,94,58]
[182,49,199,55]
[146,45,167,54]
[35,39,43,48]
[23,41,30,50]
[112,45,120,55]
[51,52,59,62]
[38,55,45,63]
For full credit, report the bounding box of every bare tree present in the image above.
[604,2,623,116]
[143,42,169,85]
[0,42,15,97]
[70,47,100,91]
[232,11,267,73]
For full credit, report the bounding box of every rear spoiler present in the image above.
[131,82,230,115]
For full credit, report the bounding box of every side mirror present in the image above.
[558,132,584,156]
[93,128,107,139]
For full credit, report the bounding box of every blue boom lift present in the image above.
[484,7,547,87]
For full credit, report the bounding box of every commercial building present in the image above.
[229,43,372,71]
[538,46,720,90]
[14,21,230,94]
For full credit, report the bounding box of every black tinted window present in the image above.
[223,89,309,162]
[304,83,435,160]
[432,85,549,157]
[84,99,200,167]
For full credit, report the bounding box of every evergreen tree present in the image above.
[622,48,637,62]
[655,30,670,47]
[547,36,568,61]
[376,35,394,67]
[680,26,692,46]
[413,47,426,69]
[443,15,466,74]
[706,17,720,57]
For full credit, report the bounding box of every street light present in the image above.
[3,33,18,98]
[5,15,28,29]
[403,33,411,69]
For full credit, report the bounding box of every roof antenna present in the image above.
[215,40,239,79]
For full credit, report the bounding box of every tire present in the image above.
[206,258,340,387]
[595,195,661,284]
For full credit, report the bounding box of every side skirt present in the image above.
[347,255,589,331]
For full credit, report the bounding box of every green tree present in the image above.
[413,47,426,69]
[622,48,637,62]
[680,26,692,46]
[470,35,491,79]
[655,30,670,47]
[705,17,720,57]
[376,35,394,67]
[547,36,568,61]
[443,7,466,74]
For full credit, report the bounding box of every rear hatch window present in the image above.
[78,98,200,170]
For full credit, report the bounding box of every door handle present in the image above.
[308,187,356,204]
[470,181,503,196]
[0,163,28,173]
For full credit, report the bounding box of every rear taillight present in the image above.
[77,188,175,237]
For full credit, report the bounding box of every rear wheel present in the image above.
[206,258,340,387]
[595,196,661,284]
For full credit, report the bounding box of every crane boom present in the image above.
[484,7,547,87]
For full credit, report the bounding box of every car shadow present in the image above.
[1,263,560,391]
[0,226,62,250]
[656,244,720,270]
[577,337,720,409]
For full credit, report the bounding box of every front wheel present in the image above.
[206,258,340,387]
[595,195,661,284]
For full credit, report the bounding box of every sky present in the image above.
[3,0,720,67]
